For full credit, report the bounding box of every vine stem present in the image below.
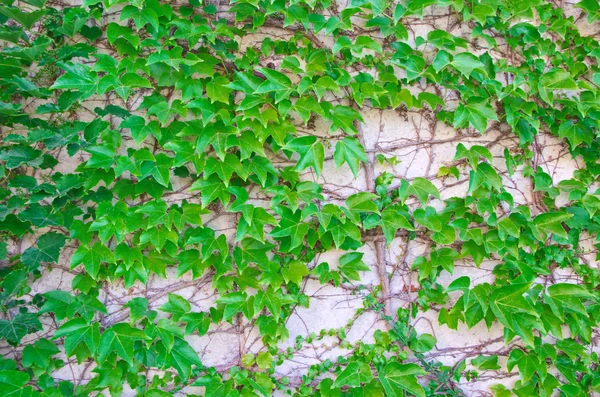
[354,106,393,321]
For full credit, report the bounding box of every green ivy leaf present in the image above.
[532,212,573,239]
[0,370,32,396]
[490,283,539,345]
[283,136,324,177]
[22,338,59,368]
[333,362,374,388]
[330,105,363,134]
[295,96,325,124]
[206,75,232,104]
[380,205,415,244]
[471,355,501,371]
[334,137,368,177]
[0,7,46,29]
[98,323,151,364]
[51,63,98,97]
[453,98,498,132]
[21,232,66,269]
[451,53,485,78]
[159,337,202,379]
[379,362,427,397]
[546,283,595,319]
[160,293,192,321]
[0,145,42,169]
[189,174,232,208]
[538,69,577,104]
[409,333,437,353]
[0,313,42,344]
[70,242,114,279]
[256,351,273,369]
[557,120,593,149]
[345,192,379,222]
[54,317,100,357]
[408,177,440,204]
[282,260,309,285]
[338,252,370,281]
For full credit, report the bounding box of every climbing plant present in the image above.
[0,0,600,395]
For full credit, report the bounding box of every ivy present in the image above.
[1,0,600,396]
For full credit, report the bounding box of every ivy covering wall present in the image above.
[1,0,600,396]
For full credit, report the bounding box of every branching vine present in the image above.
[0,0,599,396]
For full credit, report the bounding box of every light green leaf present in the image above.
[283,136,324,177]
[282,260,309,285]
[98,323,150,364]
[538,69,578,103]
[532,211,573,239]
[333,362,374,388]
[0,7,46,29]
[380,206,415,244]
[338,252,370,280]
[471,355,501,370]
[451,53,485,78]
[379,362,427,397]
[334,137,368,177]
[70,242,114,279]
[0,370,31,397]
[454,98,498,133]
[160,293,192,321]
[330,105,363,135]
[409,177,440,204]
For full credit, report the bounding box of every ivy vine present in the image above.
[0,0,599,396]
